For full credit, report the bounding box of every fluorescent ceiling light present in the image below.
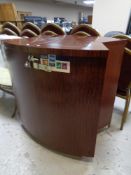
[83,0,95,5]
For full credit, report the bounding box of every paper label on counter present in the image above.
[26,54,70,73]
[55,61,70,73]
[39,64,51,72]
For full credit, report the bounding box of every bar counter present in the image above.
[4,35,126,157]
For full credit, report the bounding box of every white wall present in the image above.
[92,0,131,35]
[0,0,93,23]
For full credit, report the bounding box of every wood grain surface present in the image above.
[4,35,126,157]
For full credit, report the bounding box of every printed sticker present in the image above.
[55,61,70,73]
[39,64,51,72]
[33,63,39,69]
[26,54,70,73]
[48,54,56,62]
[41,59,48,66]
[62,63,68,70]
[56,62,62,69]
[40,55,48,59]
[49,62,55,67]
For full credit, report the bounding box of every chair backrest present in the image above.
[70,24,100,36]
[72,31,90,37]
[104,31,124,37]
[41,23,65,35]
[114,34,131,50]
[21,29,37,38]
[22,22,41,35]
[2,22,21,36]
[41,30,58,36]
[2,28,18,36]
[113,34,131,94]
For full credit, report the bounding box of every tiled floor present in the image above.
[0,50,131,175]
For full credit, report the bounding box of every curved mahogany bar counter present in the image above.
[4,35,126,157]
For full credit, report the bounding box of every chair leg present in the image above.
[11,101,17,118]
[120,89,131,130]
[0,85,17,118]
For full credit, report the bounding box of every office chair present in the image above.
[104,31,124,37]
[2,22,21,36]
[113,34,131,130]
[70,24,100,36]
[0,67,17,118]
[22,22,41,35]
[21,29,38,38]
[41,23,65,35]
[2,28,18,36]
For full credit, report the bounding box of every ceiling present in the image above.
[52,0,95,7]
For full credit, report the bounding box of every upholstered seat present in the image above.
[22,22,41,35]
[2,22,21,36]
[70,24,100,36]
[41,23,65,35]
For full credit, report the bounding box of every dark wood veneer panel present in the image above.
[4,35,126,157]
[98,42,126,128]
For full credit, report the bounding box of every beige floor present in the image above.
[0,92,131,175]
[0,50,131,175]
